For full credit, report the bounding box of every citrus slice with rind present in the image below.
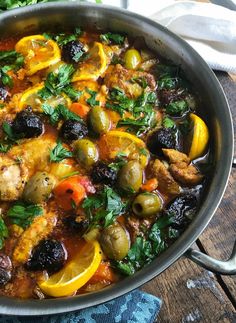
[188,113,209,160]
[38,241,102,297]
[72,42,107,82]
[19,84,71,113]
[98,130,149,167]
[15,35,61,76]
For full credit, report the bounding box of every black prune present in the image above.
[91,162,117,185]
[63,215,89,234]
[12,108,44,138]
[25,240,66,273]
[163,194,198,230]
[60,119,88,141]
[147,128,181,156]
[62,40,85,63]
[0,268,11,286]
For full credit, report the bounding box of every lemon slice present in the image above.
[72,42,107,82]
[38,241,102,297]
[15,35,61,76]
[19,84,71,113]
[189,113,209,160]
[98,130,149,167]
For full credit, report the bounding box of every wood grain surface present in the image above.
[142,72,236,322]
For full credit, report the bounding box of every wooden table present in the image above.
[143,72,236,322]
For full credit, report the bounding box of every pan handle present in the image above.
[185,240,236,275]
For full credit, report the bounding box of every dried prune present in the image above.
[163,194,198,230]
[12,108,44,138]
[60,119,88,141]
[62,40,85,63]
[63,215,89,234]
[147,128,181,156]
[91,162,117,185]
[26,240,66,273]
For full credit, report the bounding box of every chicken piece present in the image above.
[104,64,156,98]
[12,211,57,266]
[151,159,180,196]
[9,136,55,177]
[169,164,203,186]
[162,149,203,186]
[0,156,27,201]
[162,149,190,165]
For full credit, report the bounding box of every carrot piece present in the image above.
[141,178,158,192]
[53,176,86,211]
[89,262,117,284]
[69,103,90,118]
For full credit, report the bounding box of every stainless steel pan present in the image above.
[0,2,235,315]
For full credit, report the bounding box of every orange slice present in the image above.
[189,113,209,160]
[15,35,61,76]
[38,241,102,297]
[72,42,107,82]
[98,130,149,167]
[19,84,71,112]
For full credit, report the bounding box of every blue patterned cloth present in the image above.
[0,290,161,323]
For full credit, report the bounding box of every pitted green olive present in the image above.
[88,106,110,135]
[124,49,142,70]
[23,172,56,204]
[99,222,130,260]
[74,139,98,168]
[132,193,162,218]
[118,160,143,192]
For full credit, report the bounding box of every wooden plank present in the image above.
[142,254,236,322]
[197,72,236,303]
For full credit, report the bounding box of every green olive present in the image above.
[99,222,130,260]
[23,172,56,204]
[132,193,162,218]
[124,49,142,70]
[118,160,143,192]
[74,139,98,168]
[88,106,110,135]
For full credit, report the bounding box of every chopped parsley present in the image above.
[0,50,24,87]
[166,100,189,117]
[7,202,43,229]
[50,141,73,163]
[82,186,127,230]
[100,32,125,45]
[38,64,82,102]
[0,217,8,250]
[86,89,99,107]
[114,215,173,275]
[162,116,176,129]
[42,103,83,124]
[43,28,83,47]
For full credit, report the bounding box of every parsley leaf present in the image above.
[162,116,176,129]
[50,141,73,163]
[0,217,8,250]
[100,32,125,45]
[39,64,75,98]
[114,215,173,275]
[0,50,24,87]
[43,28,83,47]
[63,86,82,102]
[86,89,99,107]
[42,103,83,124]
[166,100,189,117]
[7,202,43,229]
[82,186,126,229]
[0,142,12,153]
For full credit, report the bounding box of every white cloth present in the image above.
[100,0,236,74]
